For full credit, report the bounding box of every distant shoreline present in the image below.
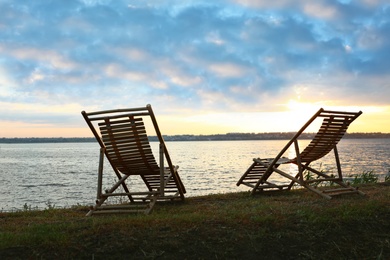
[1,132,390,143]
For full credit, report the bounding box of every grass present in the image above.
[303,167,390,187]
[350,170,379,184]
[0,182,389,259]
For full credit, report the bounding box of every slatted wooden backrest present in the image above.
[81,105,164,176]
[98,116,159,175]
[297,110,362,163]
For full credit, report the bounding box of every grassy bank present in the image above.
[1,183,389,259]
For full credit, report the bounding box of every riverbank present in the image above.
[1,183,389,259]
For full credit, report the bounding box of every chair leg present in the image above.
[159,143,165,196]
[86,148,109,216]
[97,148,104,199]
[334,146,343,180]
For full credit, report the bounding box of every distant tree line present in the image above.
[0,132,389,143]
[0,137,95,143]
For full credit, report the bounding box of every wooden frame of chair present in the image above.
[237,108,366,199]
[81,104,186,215]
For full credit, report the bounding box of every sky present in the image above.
[0,0,389,137]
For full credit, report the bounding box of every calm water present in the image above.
[0,139,389,211]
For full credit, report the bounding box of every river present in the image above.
[0,139,389,211]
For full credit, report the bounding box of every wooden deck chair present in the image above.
[81,104,186,215]
[237,108,366,199]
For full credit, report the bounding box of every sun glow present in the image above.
[284,100,323,131]
[285,99,390,133]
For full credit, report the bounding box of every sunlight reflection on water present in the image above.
[0,139,389,211]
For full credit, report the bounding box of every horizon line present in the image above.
[1,131,390,139]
